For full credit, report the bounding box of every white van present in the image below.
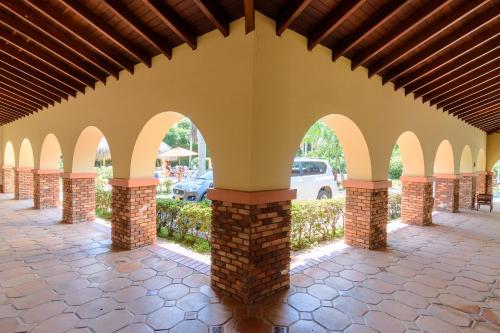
[291,158,337,200]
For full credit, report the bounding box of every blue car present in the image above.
[172,170,213,201]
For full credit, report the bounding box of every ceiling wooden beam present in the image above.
[193,0,229,37]
[445,87,500,113]
[276,0,311,36]
[0,96,36,114]
[455,100,499,118]
[244,0,255,34]
[351,0,451,70]
[331,0,407,61]
[0,67,62,103]
[368,0,488,78]
[462,106,500,122]
[308,0,365,51]
[27,0,134,74]
[104,0,172,59]
[0,74,55,106]
[60,0,151,67]
[465,109,500,126]
[0,83,47,108]
[438,81,500,109]
[402,35,500,94]
[382,7,500,84]
[143,0,197,49]
[0,107,21,122]
[447,91,500,114]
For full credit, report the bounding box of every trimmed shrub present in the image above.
[175,203,211,243]
[156,198,186,235]
[388,192,402,220]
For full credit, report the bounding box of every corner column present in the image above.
[476,171,493,195]
[433,174,459,213]
[459,173,476,210]
[343,180,390,250]
[109,178,158,250]
[208,188,296,304]
[14,168,33,200]
[400,176,433,226]
[34,170,61,209]
[62,173,95,224]
[1,166,14,193]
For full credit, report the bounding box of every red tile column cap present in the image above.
[207,188,297,205]
[33,169,62,175]
[108,178,159,187]
[476,171,494,176]
[400,176,434,183]
[14,167,33,171]
[61,172,96,179]
[1,165,14,169]
[342,180,392,189]
[433,173,460,179]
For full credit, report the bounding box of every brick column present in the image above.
[208,188,296,304]
[400,176,433,226]
[476,171,493,195]
[62,173,95,224]
[1,166,14,193]
[459,173,475,210]
[433,174,459,213]
[14,168,33,200]
[109,178,159,250]
[34,170,61,209]
[343,180,391,250]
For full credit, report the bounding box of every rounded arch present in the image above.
[476,148,486,172]
[434,140,455,174]
[315,114,372,179]
[40,134,63,170]
[459,145,473,173]
[72,126,106,173]
[130,112,198,178]
[19,139,34,168]
[3,141,15,166]
[394,131,425,176]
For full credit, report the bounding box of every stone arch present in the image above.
[459,145,473,173]
[476,148,486,172]
[72,126,106,173]
[19,139,34,168]
[434,140,455,174]
[3,141,15,166]
[394,131,425,176]
[40,134,63,170]
[130,112,209,179]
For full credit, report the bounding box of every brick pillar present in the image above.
[459,173,475,210]
[476,171,493,195]
[400,176,433,226]
[62,173,95,224]
[343,180,390,250]
[1,166,14,193]
[14,168,33,200]
[208,188,296,304]
[33,170,61,209]
[109,178,158,250]
[433,174,459,213]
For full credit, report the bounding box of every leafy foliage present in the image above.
[95,167,112,220]
[388,193,402,220]
[388,144,403,180]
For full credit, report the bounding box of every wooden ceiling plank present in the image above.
[402,35,500,94]
[104,0,172,59]
[351,0,451,70]
[60,0,151,67]
[0,97,36,114]
[0,102,32,117]
[307,0,365,51]
[0,107,24,121]
[244,0,255,34]
[455,100,500,118]
[0,84,47,109]
[27,0,134,74]
[0,73,55,106]
[331,0,407,61]
[465,110,500,125]
[368,0,488,78]
[143,0,197,49]
[382,6,500,84]
[193,0,230,37]
[276,0,312,36]
[438,81,500,109]
[0,66,62,103]
[447,91,500,114]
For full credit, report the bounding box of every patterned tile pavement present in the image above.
[0,193,499,332]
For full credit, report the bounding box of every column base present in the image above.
[110,178,158,250]
[459,174,475,210]
[15,168,33,200]
[401,176,433,226]
[62,173,95,224]
[34,170,61,209]
[434,174,459,213]
[343,180,390,250]
[208,188,296,304]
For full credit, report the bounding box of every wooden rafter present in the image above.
[193,0,229,37]
[445,87,500,113]
[0,66,62,103]
[438,81,500,109]
[244,0,255,34]
[276,0,311,36]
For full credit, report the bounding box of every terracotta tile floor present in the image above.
[0,193,499,333]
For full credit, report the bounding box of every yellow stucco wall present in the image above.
[0,13,487,191]
[487,133,500,170]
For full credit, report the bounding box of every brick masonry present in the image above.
[434,176,459,213]
[476,172,493,196]
[34,171,61,209]
[14,168,33,200]
[401,178,433,226]
[1,167,14,193]
[344,185,388,250]
[110,182,157,250]
[459,175,475,210]
[62,174,95,224]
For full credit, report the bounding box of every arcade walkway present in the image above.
[0,194,498,333]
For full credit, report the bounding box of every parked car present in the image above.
[291,158,336,200]
[172,170,213,201]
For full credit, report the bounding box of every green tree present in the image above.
[388,144,403,179]
[163,119,191,149]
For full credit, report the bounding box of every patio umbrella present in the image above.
[157,147,197,159]
[96,138,111,162]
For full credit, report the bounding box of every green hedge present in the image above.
[388,193,401,220]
